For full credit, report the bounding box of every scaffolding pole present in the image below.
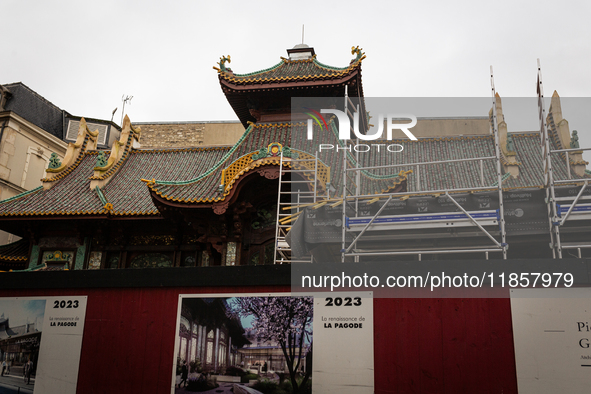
[538,59,561,258]
[490,66,508,259]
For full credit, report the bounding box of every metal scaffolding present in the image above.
[274,151,325,264]
[278,79,518,263]
[538,59,591,258]
[338,74,508,262]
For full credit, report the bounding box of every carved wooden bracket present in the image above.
[212,201,230,215]
[257,167,280,179]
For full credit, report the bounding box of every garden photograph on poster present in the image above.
[173,295,313,394]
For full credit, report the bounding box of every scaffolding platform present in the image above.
[345,210,500,231]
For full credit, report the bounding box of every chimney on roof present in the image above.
[287,44,315,61]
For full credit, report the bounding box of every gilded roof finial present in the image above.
[351,46,365,63]
[213,55,232,73]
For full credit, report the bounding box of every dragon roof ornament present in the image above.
[213,55,231,73]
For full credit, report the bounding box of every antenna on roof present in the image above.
[302,25,304,44]
[120,95,133,126]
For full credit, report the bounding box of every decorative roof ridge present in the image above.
[85,150,111,155]
[253,121,306,128]
[132,146,232,154]
[89,115,141,189]
[547,111,564,151]
[110,209,160,216]
[281,56,315,63]
[217,50,364,84]
[214,46,365,80]
[144,123,255,187]
[0,208,105,218]
[387,134,494,143]
[0,255,26,261]
[0,186,42,204]
[312,58,353,71]
[492,172,512,186]
[41,118,99,189]
[94,186,113,213]
[511,133,538,138]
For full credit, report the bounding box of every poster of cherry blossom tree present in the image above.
[173,294,313,394]
[229,296,313,393]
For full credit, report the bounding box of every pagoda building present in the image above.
[0,44,394,270]
[0,44,590,394]
[0,44,588,271]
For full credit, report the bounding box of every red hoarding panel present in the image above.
[0,288,517,393]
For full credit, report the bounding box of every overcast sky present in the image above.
[4,0,590,142]
[0,298,45,329]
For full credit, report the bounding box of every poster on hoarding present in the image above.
[171,293,373,394]
[511,288,591,393]
[0,296,87,394]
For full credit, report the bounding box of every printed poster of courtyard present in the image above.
[0,298,45,394]
[174,295,313,394]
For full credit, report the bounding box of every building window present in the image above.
[201,251,210,267]
[225,242,238,266]
[88,251,102,270]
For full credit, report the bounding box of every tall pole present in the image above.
[121,95,133,126]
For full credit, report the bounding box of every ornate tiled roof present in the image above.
[0,239,28,271]
[0,116,582,218]
[146,121,407,204]
[217,57,363,85]
[372,132,572,192]
[0,146,231,217]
